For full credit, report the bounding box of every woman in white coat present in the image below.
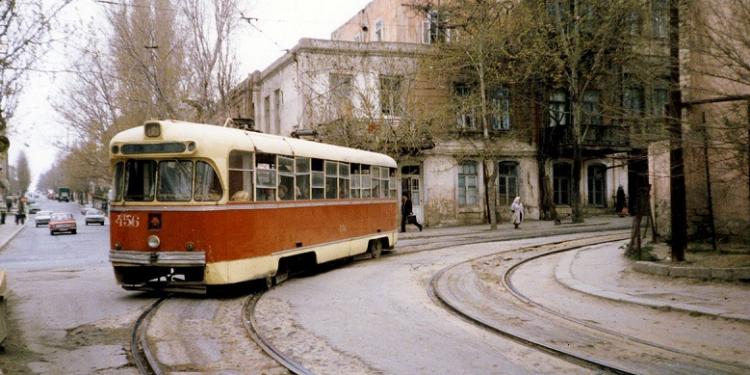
[511,196,524,229]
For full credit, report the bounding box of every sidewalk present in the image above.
[556,242,750,321]
[0,217,27,347]
[401,217,750,322]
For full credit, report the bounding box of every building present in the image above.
[226,0,675,228]
[650,0,750,242]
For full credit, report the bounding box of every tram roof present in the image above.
[110,120,397,168]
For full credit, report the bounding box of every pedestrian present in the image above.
[401,194,422,232]
[511,196,524,229]
[615,186,627,217]
[15,196,26,225]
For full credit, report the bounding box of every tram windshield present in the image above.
[116,159,222,202]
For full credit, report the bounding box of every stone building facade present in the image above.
[650,0,750,242]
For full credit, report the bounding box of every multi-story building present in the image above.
[650,0,750,242]
[226,0,676,228]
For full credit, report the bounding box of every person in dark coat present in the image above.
[616,186,627,217]
[401,194,422,232]
[15,196,26,225]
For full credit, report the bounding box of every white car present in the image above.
[34,210,53,227]
[84,209,106,226]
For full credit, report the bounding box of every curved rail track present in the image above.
[431,233,749,374]
[131,297,167,375]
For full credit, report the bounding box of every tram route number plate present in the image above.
[115,214,140,228]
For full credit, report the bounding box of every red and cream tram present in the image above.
[108,120,398,293]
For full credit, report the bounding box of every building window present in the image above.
[491,87,511,130]
[458,161,479,207]
[652,0,668,39]
[455,83,476,130]
[582,90,602,126]
[423,10,449,44]
[498,161,518,206]
[263,95,271,133]
[330,73,353,116]
[549,90,568,127]
[273,89,282,134]
[374,19,384,42]
[653,88,668,117]
[624,86,645,116]
[553,162,572,205]
[379,75,403,116]
[587,164,606,207]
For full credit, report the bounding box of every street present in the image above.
[1,205,749,374]
[0,199,149,375]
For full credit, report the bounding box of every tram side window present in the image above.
[338,162,350,199]
[372,166,381,198]
[361,165,371,198]
[194,161,223,201]
[158,160,193,201]
[389,168,398,198]
[296,157,311,200]
[379,167,389,198]
[113,162,124,201]
[325,161,338,199]
[350,164,361,198]
[278,156,295,201]
[311,159,325,199]
[256,153,277,201]
[229,151,253,202]
[125,160,156,201]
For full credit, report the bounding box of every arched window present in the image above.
[458,161,478,207]
[498,161,518,206]
[553,162,572,205]
[588,164,607,207]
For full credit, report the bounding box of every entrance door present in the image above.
[401,165,423,224]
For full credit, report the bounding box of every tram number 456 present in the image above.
[115,214,140,228]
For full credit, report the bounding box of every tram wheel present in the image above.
[369,239,383,259]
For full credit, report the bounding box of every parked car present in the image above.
[84,209,106,226]
[34,210,53,227]
[49,213,76,235]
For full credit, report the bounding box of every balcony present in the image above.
[544,124,630,155]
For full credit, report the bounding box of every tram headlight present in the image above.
[147,235,161,249]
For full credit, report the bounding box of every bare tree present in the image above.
[15,151,30,194]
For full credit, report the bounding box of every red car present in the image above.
[49,213,77,235]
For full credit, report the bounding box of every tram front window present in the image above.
[194,161,223,201]
[125,160,156,201]
[158,160,193,201]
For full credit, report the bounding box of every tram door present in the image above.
[401,165,423,224]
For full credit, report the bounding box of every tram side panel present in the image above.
[110,201,397,285]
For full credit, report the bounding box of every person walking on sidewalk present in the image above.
[511,196,524,229]
[401,194,422,232]
[15,196,26,225]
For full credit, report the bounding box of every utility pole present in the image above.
[668,0,687,261]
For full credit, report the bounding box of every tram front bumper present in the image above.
[109,250,207,293]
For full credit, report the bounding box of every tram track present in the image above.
[243,293,312,375]
[131,297,168,375]
[431,233,749,374]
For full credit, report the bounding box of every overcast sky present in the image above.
[11,0,371,190]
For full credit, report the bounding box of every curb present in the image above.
[0,223,26,251]
[555,248,750,322]
[633,261,750,282]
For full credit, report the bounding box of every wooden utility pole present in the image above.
[669,0,687,261]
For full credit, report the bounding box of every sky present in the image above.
[11,0,371,190]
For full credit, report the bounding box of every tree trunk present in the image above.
[571,100,585,223]
[485,159,498,230]
[669,0,686,261]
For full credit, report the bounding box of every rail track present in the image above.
[431,233,749,374]
[131,297,167,375]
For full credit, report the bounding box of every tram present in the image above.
[108,120,398,293]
